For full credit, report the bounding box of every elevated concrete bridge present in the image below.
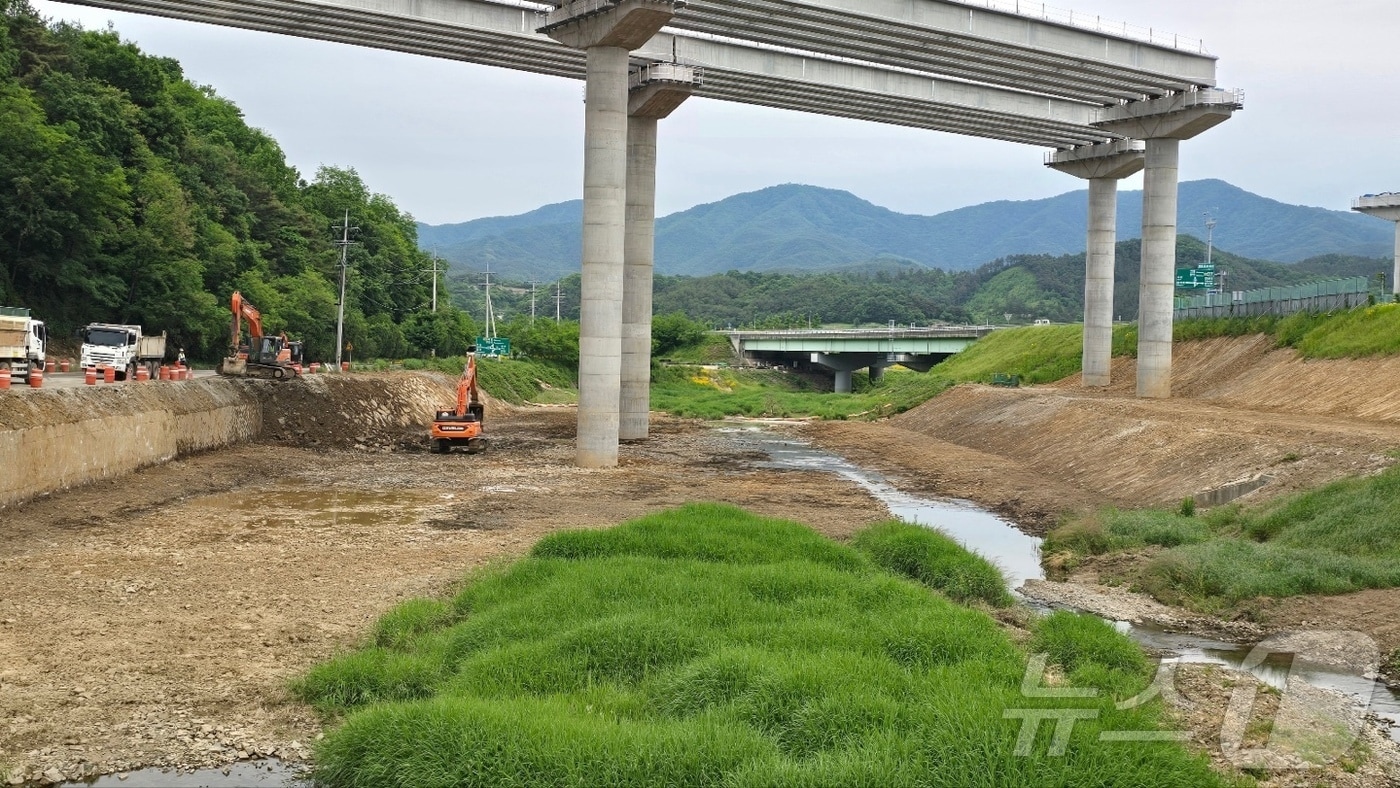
[54,0,1243,466]
[727,326,994,392]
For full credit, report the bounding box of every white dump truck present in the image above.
[79,323,167,380]
[0,306,47,380]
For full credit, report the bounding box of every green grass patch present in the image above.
[650,325,1149,420]
[1047,465,1400,609]
[852,521,1013,607]
[298,504,1221,787]
[1173,304,1400,359]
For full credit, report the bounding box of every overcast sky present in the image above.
[28,0,1400,228]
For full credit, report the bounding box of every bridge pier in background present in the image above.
[1351,195,1400,299]
[1094,89,1242,399]
[1046,140,1144,388]
[541,0,678,466]
[621,67,695,441]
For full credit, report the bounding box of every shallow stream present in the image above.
[729,425,1400,745]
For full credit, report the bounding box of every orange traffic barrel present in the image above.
[28,369,43,388]
[84,368,97,385]
[45,360,56,373]
[0,369,10,389]
[135,365,150,382]
[59,360,70,372]
[159,366,170,381]
[102,366,116,384]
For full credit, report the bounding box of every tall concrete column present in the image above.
[575,45,630,464]
[541,0,678,466]
[1094,88,1242,399]
[1083,178,1118,387]
[834,369,854,394]
[1137,138,1180,399]
[1046,140,1144,389]
[620,67,693,441]
[620,114,657,441]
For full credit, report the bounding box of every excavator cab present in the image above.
[249,335,285,366]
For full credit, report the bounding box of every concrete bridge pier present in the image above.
[811,353,878,394]
[1096,89,1241,399]
[621,66,695,441]
[1351,195,1400,298]
[1047,141,1145,388]
[541,0,677,466]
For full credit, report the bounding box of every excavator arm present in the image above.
[229,291,264,353]
[457,353,479,417]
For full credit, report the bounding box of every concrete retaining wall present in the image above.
[0,380,261,508]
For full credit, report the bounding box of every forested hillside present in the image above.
[644,240,1391,327]
[0,1,476,361]
[422,182,1393,281]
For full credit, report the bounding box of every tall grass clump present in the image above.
[1049,465,1400,609]
[852,521,1012,607]
[298,503,1222,787]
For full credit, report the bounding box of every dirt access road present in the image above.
[0,408,888,784]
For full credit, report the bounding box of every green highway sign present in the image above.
[475,337,511,357]
[1175,267,1215,290]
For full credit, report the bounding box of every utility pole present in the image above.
[529,280,538,324]
[554,281,563,322]
[333,210,359,369]
[429,251,441,313]
[483,263,497,339]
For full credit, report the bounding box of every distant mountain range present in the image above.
[418,180,1394,281]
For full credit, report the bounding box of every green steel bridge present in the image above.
[724,326,995,393]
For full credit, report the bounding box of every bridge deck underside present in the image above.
[63,0,1207,148]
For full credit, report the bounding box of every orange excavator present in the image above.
[430,350,485,454]
[215,291,303,380]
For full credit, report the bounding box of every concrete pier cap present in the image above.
[537,0,679,49]
[1352,193,1400,296]
[1046,140,1145,389]
[1093,87,1242,399]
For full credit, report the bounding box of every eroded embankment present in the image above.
[0,373,458,508]
[813,336,1400,526]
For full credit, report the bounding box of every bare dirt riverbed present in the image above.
[5,353,1400,786]
[0,409,891,785]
